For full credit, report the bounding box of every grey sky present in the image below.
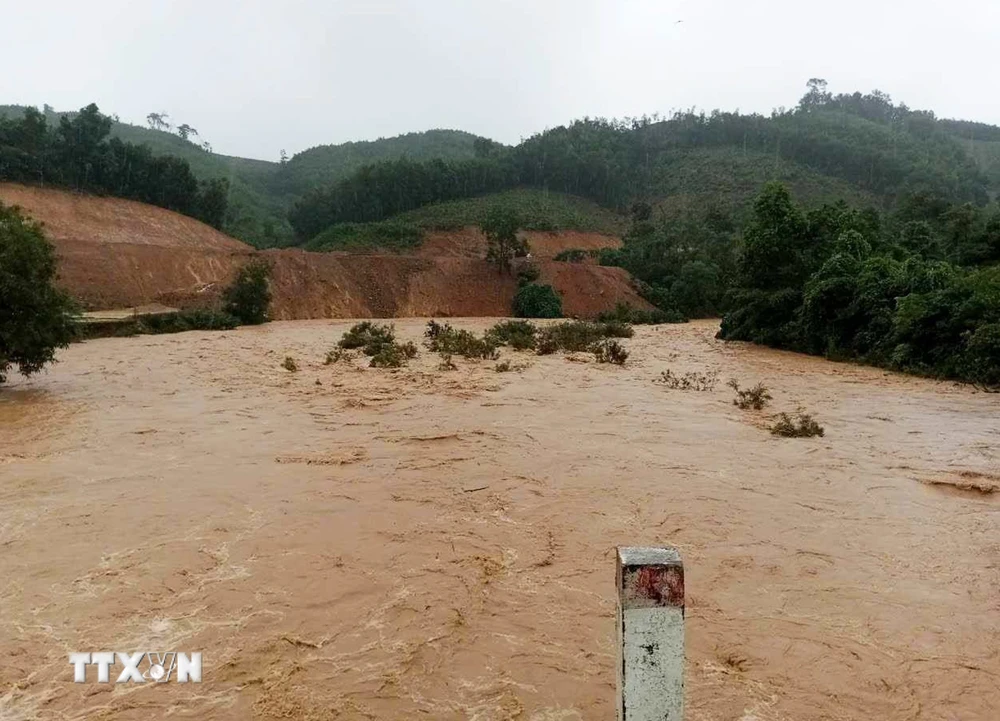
[4,0,998,161]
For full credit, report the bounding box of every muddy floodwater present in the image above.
[1,319,998,720]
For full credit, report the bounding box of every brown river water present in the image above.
[1,319,998,720]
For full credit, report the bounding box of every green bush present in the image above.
[593,339,629,365]
[771,413,825,438]
[0,203,76,383]
[535,321,633,354]
[964,322,1000,387]
[485,320,538,350]
[728,379,772,410]
[513,283,563,318]
[224,258,271,325]
[339,322,396,354]
[516,263,541,286]
[338,322,417,367]
[598,302,686,325]
[138,309,238,334]
[304,220,423,253]
[424,321,499,359]
[369,344,407,368]
[553,248,588,263]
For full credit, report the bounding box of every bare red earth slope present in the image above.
[0,183,652,318]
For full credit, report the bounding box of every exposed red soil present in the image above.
[0,182,249,252]
[416,226,622,259]
[0,184,649,318]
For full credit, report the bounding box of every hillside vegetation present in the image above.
[301,190,623,253]
[271,129,485,199]
[0,104,487,248]
[289,82,994,246]
[8,81,1000,258]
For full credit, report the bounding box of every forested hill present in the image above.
[5,82,1000,251]
[289,83,1000,243]
[271,130,485,199]
[0,104,486,247]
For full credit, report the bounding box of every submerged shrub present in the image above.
[495,360,513,373]
[728,379,772,410]
[138,309,238,334]
[658,368,719,391]
[224,258,271,325]
[282,356,298,372]
[425,320,499,359]
[369,345,406,368]
[339,321,396,354]
[600,320,635,339]
[437,353,458,371]
[598,302,685,325]
[339,322,417,367]
[485,319,538,350]
[771,413,825,438]
[424,319,447,342]
[325,347,354,364]
[593,339,629,365]
[535,321,633,354]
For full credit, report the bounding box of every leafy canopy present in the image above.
[0,203,76,384]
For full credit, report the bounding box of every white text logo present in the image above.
[68,652,202,683]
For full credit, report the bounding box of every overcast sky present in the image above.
[3,0,998,161]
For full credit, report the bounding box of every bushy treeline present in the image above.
[719,182,1000,386]
[289,157,515,238]
[289,81,991,242]
[598,202,737,318]
[0,104,228,228]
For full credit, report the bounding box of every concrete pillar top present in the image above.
[617,546,684,610]
[617,546,682,568]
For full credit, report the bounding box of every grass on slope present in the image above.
[303,221,423,253]
[300,188,627,253]
[395,188,627,234]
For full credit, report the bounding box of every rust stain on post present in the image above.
[622,564,684,608]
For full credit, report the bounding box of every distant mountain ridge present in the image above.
[5,84,1000,251]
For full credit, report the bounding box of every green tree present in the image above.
[0,203,76,384]
[513,283,562,318]
[738,182,809,291]
[481,206,527,274]
[223,258,272,325]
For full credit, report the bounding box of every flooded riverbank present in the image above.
[1,319,997,720]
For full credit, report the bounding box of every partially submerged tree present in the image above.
[223,258,272,325]
[0,203,76,384]
[482,206,527,274]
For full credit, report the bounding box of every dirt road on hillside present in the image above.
[1,320,998,720]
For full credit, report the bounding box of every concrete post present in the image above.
[616,546,685,721]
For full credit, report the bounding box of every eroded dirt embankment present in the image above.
[0,183,647,318]
[1,320,998,720]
